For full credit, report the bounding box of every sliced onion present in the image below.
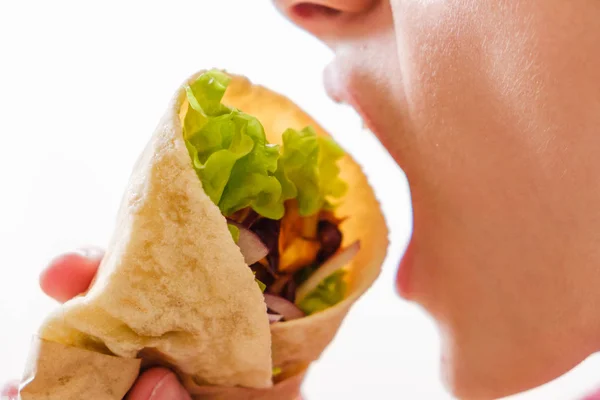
[228,220,269,265]
[295,241,360,302]
[268,313,284,323]
[264,294,305,321]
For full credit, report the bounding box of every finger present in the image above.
[582,387,600,400]
[1,381,19,400]
[39,248,104,303]
[126,368,191,400]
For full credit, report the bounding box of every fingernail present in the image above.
[74,247,105,260]
[149,373,189,400]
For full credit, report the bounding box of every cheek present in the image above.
[391,0,592,316]
[391,1,559,311]
[391,0,600,397]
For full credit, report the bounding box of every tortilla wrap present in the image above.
[19,71,388,400]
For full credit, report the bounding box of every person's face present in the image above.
[276,1,600,398]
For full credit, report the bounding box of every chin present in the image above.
[439,325,596,400]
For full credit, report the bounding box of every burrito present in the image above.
[19,70,388,400]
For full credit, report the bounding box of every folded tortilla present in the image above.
[19,71,388,400]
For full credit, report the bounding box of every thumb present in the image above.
[126,368,191,400]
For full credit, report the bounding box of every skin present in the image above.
[274,0,600,399]
[3,1,600,399]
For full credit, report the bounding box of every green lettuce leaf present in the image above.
[279,127,348,216]
[227,224,240,243]
[296,270,347,315]
[317,133,348,204]
[183,70,288,219]
[256,279,267,293]
[252,271,267,293]
[183,70,348,222]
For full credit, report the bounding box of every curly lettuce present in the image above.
[184,70,347,220]
[184,70,289,220]
[280,127,347,216]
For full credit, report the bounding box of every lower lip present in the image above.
[396,237,414,298]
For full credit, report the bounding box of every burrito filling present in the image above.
[183,70,360,322]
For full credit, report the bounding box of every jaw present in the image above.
[436,303,600,400]
[404,206,600,399]
[401,138,600,399]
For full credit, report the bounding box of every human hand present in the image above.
[1,249,191,400]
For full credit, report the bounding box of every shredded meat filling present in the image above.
[244,201,344,305]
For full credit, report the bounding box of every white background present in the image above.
[1,1,599,399]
